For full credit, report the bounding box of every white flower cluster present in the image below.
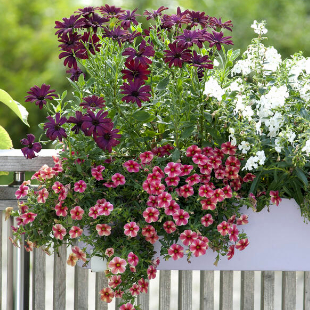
[203,77,224,101]
[263,46,282,72]
[274,130,296,153]
[302,140,310,156]
[251,20,268,35]
[243,150,266,171]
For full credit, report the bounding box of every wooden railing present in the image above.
[0,149,309,310]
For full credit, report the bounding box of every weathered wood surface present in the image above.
[95,273,108,310]
[304,271,310,310]
[200,270,214,310]
[261,271,275,310]
[241,270,254,310]
[219,270,233,310]
[178,270,192,310]
[159,270,171,310]
[32,247,46,310]
[0,149,57,171]
[74,266,89,310]
[282,271,296,310]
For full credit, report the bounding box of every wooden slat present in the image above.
[304,272,310,310]
[178,270,192,310]
[282,271,296,310]
[53,245,67,310]
[74,266,89,310]
[241,270,254,310]
[0,186,17,200]
[137,291,149,310]
[115,298,123,309]
[7,216,14,310]
[261,271,275,310]
[159,270,171,310]
[219,270,233,310]
[200,270,214,310]
[0,149,56,171]
[32,248,46,310]
[95,272,108,310]
[0,200,18,210]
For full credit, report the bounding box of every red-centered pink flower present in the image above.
[201,214,214,227]
[236,238,249,251]
[141,225,156,237]
[168,244,184,260]
[52,224,66,240]
[120,302,135,310]
[114,289,124,298]
[108,275,122,288]
[19,203,29,214]
[180,230,198,246]
[147,171,162,183]
[164,200,180,216]
[124,222,139,237]
[138,278,149,293]
[74,180,87,193]
[58,188,68,201]
[227,245,235,260]
[69,226,83,238]
[198,162,213,175]
[108,257,127,274]
[208,155,222,169]
[52,181,64,194]
[129,283,141,296]
[173,209,190,226]
[192,153,209,165]
[89,205,101,219]
[189,239,208,257]
[185,173,200,186]
[55,202,68,217]
[123,160,140,172]
[222,185,233,199]
[225,156,241,169]
[20,212,37,225]
[143,207,160,223]
[96,224,112,236]
[201,199,217,210]
[179,164,194,176]
[128,252,139,266]
[163,221,177,233]
[212,188,225,203]
[237,214,249,225]
[214,168,225,179]
[91,165,105,180]
[147,265,157,280]
[198,184,214,198]
[217,221,230,236]
[72,246,87,261]
[153,166,165,177]
[37,188,49,203]
[270,190,282,206]
[16,217,25,226]
[111,173,126,186]
[164,162,182,177]
[165,176,180,186]
[147,195,158,207]
[202,146,214,157]
[24,241,34,252]
[179,184,194,198]
[145,233,159,244]
[157,192,172,208]
[67,253,78,266]
[98,201,114,216]
[149,181,165,195]
[228,224,239,242]
[199,174,211,184]
[221,141,237,155]
[39,165,55,179]
[243,173,256,183]
[15,184,29,199]
[186,145,201,157]
[225,166,239,180]
[140,151,153,164]
[105,248,114,257]
[70,206,84,220]
[214,147,225,159]
[100,287,114,303]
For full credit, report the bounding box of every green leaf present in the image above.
[249,170,263,194]
[0,89,29,126]
[132,110,152,122]
[0,125,13,149]
[157,77,170,90]
[295,167,308,186]
[181,126,195,139]
[171,149,180,162]
[230,49,240,61]
[225,61,233,68]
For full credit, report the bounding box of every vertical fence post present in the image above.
[219,270,233,310]
[282,271,296,310]
[32,247,46,310]
[159,270,171,310]
[178,270,192,310]
[0,211,2,310]
[200,270,214,310]
[95,272,108,310]
[7,216,14,310]
[74,266,88,310]
[261,271,275,310]
[241,270,254,310]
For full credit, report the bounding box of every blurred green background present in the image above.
[1,0,310,153]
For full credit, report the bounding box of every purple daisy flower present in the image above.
[121,59,150,81]
[98,4,125,19]
[54,15,85,37]
[83,13,109,33]
[189,51,213,69]
[94,128,121,153]
[80,32,101,55]
[176,29,201,48]
[143,6,168,20]
[59,48,88,69]
[203,31,233,51]
[120,80,152,108]
[102,26,129,47]
[67,111,84,134]
[75,6,97,17]
[209,17,233,32]
[187,11,209,28]
[66,67,85,81]
[58,33,82,52]
[119,9,140,30]
[81,110,113,137]
[79,95,106,110]
[44,113,67,142]
[163,41,192,68]
[25,84,58,110]
[122,40,155,66]
[20,134,42,159]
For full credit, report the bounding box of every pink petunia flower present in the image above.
[185,173,200,186]
[138,278,149,293]
[96,224,112,236]
[168,244,184,260]
[222,185,233,199]
[270,190,282,206]
[105,248,114,257]
[123,160,140,172]
[15,183,29,199]
[157,192,172,208]
[108,275,122,288]
[108,257,127,274]
[163,221,177,234]
[67,253,78,266]
[111,173,126,186]
[70,206,84,220]
[192,153,209,165]
[173,209,190,226]
[98,201,114,216]
[145,233,159,244]
[208,155,222,169]
[74,180,87,193]
[164,162,182,177]
[179,184,194,198]
[128,252,139,266]
[186,145,201,157]
[52,181,64,194]
[52,224,66,240]
[149,181,165,195]
[217,221,230,236]
[55,202,68,217]
[37,188,49,203]
[147,265,157,279]
[147,171,163,183]
[165,176,180,186]
[198,162,213,175]
[227,245,235,260]
[69,226,83,238]
[198,184,214,198]
[236,238,249,251]
[237,214,249,225]
[164,200,180,216]
[72,246,86,261]
[201,214,214,227]
[221,141,237,155]
[141,225,156,237]
[124,222,139,237]
[225,166,239,180]
[139,151,153,164]
[211,188,225,203]
[100,287,114,303]
[180,230,198,246]
[143,207,160,223]
[228,224,239,242]
[179,164,194,176]
[20,212,37,225]
[202,146,214,157]
[147,195,158,207]
[189,239,208,257]
[91,165,105,180]
[114,289,124,298]
[88,205,100,219]
[129,283,141,296]
[120,303,136,310]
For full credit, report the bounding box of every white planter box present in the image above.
[156,198,310,271]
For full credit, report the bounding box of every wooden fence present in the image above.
[0,149,310,310]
